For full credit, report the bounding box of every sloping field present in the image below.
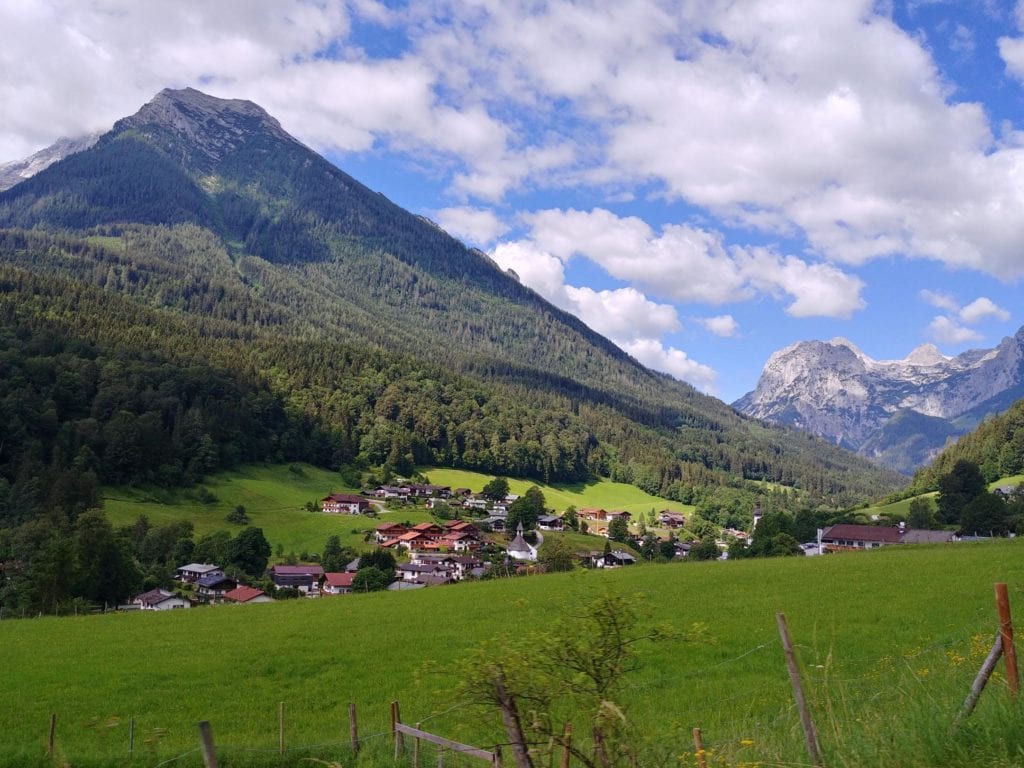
[102,465,696,556]
[3,540,1024,767]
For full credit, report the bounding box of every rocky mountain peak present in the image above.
[0,132,103,192]
[734,328,1024,474]
[904,343,947,367]
[113,87,298,167]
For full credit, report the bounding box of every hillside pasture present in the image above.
[102,464,436,555]
[2,540,1024,767]
[102,465,696,556]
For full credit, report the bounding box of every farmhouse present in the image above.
[322,572,354,595]
[134,589,190,611]
[175,563,223,583]
[578,508,607,521]
[375,523,408,544]
[196,574,238,602]
[537,514,564,531]
[223,585,273,604]
[820,524,904,550]
[599,550,637,568]
[321,493,370,514]
[658,511,686,529]
[269,564,324,593]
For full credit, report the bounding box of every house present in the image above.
[396,563,454,584]
[134,589,191,611]
[175,563,223,583]
[224,585,274,604]
[387,531,432,551]
[322,572,355,595]
[196,574,238,602]
[599,550,637,568]
[606,510,632,523]
[321,493,371,514]
[820,524,903,551]
[410,522,446,541]
[658,511,686,529]
[578,508,607,521]
[406,483,451,498]
[506,522,538,561]
[462,496,490,511]
[484,516,507,532]
[410,553,483,581]
[375,523,408,544]
[537,515,564,531]
[374,486,409,501]
[269,564,325,593]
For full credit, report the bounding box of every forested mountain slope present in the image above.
[0,88,904,519]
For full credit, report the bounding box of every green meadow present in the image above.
[3,540,1024,767]
[102,465,696,556]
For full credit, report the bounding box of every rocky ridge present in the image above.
[733,328,1024,473]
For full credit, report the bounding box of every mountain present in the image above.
[0,88,905,520]
[0,132,102,192]
[733,331,1024,474]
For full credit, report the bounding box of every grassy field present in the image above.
[3,540,1024,767]
[421,468,695,517]
[103,465,695,556]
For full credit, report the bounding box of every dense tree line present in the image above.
[910,397,1024,492]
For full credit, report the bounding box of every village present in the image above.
[128,482,991,611]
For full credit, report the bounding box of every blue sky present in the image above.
[2,0,1023,402]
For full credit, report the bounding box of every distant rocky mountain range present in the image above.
[0,133,102,192]
[733,329,1024,474]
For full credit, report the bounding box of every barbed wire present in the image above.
[150,747,199,768]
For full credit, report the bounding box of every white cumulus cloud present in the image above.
[927,316,984,345]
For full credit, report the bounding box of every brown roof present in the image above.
[224,586,266,603]
[376,523,407,532]
[270,564,325,576]
[822,524,902,543]
[323,493,368,503]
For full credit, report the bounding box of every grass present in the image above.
[102,464,438,556]
[102,464,694,557]
[421,468,695,517]
[3,539,1024,767]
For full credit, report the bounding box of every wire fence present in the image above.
[25,595,1022,768]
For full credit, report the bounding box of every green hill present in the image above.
[1,540,1023,767]
[0,87,903,518]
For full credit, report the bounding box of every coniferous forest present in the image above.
[0,89,909,612]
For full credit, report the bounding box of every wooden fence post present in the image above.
[349,701,360,754]
[777,613,824,767]
[198,721,219,768]
[414,721,422,768]
[560,723,572,768]
[995,583,1019,699]
[47,713,56,757]
[392,701,405,758]
[279,701,285,755]
[954,632,1003,729]
[692,727,707,768]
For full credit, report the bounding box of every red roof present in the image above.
[377,523,407,531]
[324,572,354,588]
[224,586,266,603]
[412,522,442,531]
